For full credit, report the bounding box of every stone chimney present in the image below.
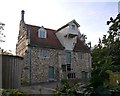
[21,10,25,21]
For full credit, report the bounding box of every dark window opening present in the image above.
[72,25,75,30]
[67,64,71,71]
[62,65,66,72]
[68,73,75,79]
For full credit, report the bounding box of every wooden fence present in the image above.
[0,54,23,89]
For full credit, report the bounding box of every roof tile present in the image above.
[26,24,90,52]
[27,24,64,49]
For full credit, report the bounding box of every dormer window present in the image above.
[38,26,47,38]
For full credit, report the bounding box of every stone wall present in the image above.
[30,47,62,83]
[60,51,91,79]
[73,52,91,79]
[16,22,29,83]
[16,22,29,57]
[23,47,91,83]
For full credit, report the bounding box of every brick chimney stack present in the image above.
[21,10,25,21]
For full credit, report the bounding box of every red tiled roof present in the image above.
[26,24,90,52]
[73,37,90,52]
[27,24,65,49]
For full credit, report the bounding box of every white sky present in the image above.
[0,0,119,54]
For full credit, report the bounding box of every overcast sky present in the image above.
[0,0,119,54]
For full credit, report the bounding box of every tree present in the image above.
[88,13,120,95]
[0,22,5,43]
[106,13,120,72]
[0,22,12,55]
[1,49,12,55]
[55,79,87,96]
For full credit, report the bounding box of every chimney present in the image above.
[21,10,25,21]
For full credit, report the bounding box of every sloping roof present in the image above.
[27,24,65,49]
[26,24,90,52]
[56,19,80,32]
[73,37,90,52]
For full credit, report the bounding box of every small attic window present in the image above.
[38,26,47,38]
[71,24,75,30]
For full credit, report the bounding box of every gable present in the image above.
[56,19,80,32]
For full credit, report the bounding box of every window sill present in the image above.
[48,79,55,81]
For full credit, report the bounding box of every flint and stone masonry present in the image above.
[16,10,91,83]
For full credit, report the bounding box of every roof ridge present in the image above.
[26,24,56,31]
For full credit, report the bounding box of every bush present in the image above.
[21,81,31,87]
[2,89,27,95]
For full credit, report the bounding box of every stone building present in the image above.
[16,10,92,83]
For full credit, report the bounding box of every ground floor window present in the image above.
[62,65,66,72]
[81,71,88,79]
[67,64,71,71]
[48,66,54,79]
[68,73,75,79]
[39,49,49,57]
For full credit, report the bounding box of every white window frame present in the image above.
[38,27,47,38]
[39,49,49,58]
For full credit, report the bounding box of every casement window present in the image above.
[66,52,72,71]
[62,65,66,72]
[61,56,65,65]
[67,64,71,71]
[39,49,49,57]
[61,64,71,72]
[81,71,88,79]
[78,53,90,61]
[62,64,71,72]
[38,26,47,38]
[78,52,84,60]
[66,52,71,64]
[48,66,54,79]
[39,30,46,38]
[68,73,75,79]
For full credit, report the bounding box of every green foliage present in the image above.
[106,13,120,72]
[55,85,60,96]
[55,13,120,96]
[2,89,27,95]
[61,79,70,93]
[0,22,5,43]
[55,79,88,96]
[89,13,120,95]
[21,81,31,87]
